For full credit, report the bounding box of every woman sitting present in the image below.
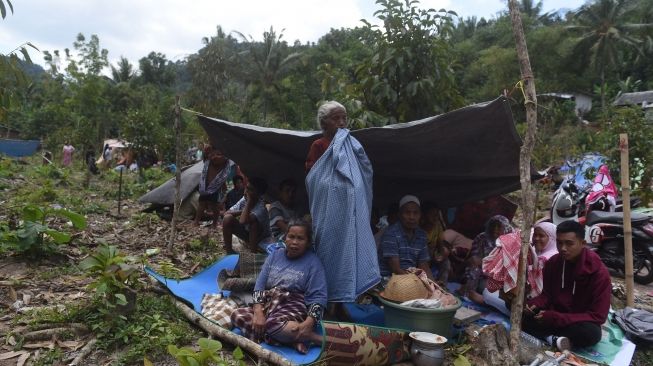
[532,222,558,262]
[461,215,513,304]
[230,219,327,353]
[481,222,558,315]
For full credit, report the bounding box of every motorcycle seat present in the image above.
[585,211,651,226]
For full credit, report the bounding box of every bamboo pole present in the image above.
[173,300,294,366]
[168,95,182,251]
[507,0,538,358]
[620,134,634,307]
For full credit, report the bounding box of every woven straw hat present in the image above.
[380,273,429,302]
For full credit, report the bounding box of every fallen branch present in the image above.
[28,323,89,333]
[68,337,97,366]
[22,325,89,341]
[173,300,293,366]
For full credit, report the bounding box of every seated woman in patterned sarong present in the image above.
[230,219,327,354]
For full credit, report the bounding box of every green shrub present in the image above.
[0,205,87,256]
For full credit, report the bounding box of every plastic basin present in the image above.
[378,296,462,338]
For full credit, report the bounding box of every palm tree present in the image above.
[566,0,653,110]
[111,56,134,83]
[233,27,302,123]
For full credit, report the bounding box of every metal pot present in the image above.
[409,331,446,366]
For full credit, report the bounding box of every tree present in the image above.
[111,57,135,83]
[186,26,243,118]
[508,0,538,358]
[357,0,463,122]
[234,27,302,124]
[567,0,653,110]
[137,52,176,87]
[0,0,38,127]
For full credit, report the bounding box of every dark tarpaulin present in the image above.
[198,97,527,209]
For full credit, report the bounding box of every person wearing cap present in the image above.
[378,195,434,281]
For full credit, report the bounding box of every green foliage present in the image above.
[594,107,653,203]
[0,204,87,256]
[358,0,463,122]
[80,245,139,310]
[168,338,246,366]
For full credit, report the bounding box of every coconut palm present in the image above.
[566,0,653,109]
[111,57,134,83]
[233,27,302,124]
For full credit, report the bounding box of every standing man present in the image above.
[523,220,611,350]
[378,195,434,281]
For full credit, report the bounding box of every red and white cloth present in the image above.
[482,231,543,298]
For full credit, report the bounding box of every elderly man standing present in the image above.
[378,195,434,281]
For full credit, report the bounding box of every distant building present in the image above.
[538,92,592,118]
[613,91,653,121]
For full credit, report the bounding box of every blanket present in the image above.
[306,128,380,302]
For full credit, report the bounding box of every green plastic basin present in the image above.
[378,296,462,338]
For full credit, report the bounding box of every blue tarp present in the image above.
[558,153,606,190]
[0,139,40,157]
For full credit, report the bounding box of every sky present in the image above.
[1,0,587,70]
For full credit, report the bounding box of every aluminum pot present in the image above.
[409,331,446,366]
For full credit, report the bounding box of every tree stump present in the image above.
[463,324,520,366]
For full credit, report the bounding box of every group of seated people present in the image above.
[211,185,610,353]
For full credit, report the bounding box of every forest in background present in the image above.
[2,0,653,194]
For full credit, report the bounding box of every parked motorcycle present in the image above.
[585,211,653,285]
[551,178,653,284]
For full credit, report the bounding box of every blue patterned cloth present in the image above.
[306,128,381,302]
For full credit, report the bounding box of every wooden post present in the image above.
[118,168,123,215]
[168,96,182,251]
[620,134,634,307]
[508,0,538,357]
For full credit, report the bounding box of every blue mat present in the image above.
[0,139,40,157]
[145,255,323,365]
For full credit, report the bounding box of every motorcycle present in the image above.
[585,210,653,285]
[551,178,653,284]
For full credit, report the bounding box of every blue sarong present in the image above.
[306,128,381,302]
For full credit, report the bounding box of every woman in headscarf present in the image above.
[532,222,558,261]
[462,215,513,304]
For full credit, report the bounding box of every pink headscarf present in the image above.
[586,164,618,207]
[532,222,558,261]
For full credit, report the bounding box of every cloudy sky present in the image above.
[1,0,586,69]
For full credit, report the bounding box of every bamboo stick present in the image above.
[619,134,634,307]
[168,95,182,252]
[172,300,294,366]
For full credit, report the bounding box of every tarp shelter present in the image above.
[139,162,203,206]
[196,97,528,209]
[96,138,129,166]
[0,139,40,158]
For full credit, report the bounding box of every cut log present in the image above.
[69,337,97,366]
[173,300,293,366]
